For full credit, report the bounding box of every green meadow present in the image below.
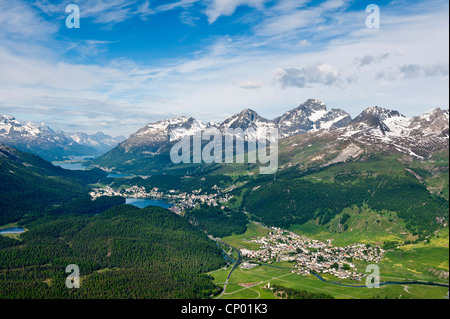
[215,222,449,299]
[289,204,411,247]
[211,262,448,300]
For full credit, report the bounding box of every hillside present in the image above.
[90,99,352,174]
[0,143,121,225]
[90,102,449,243]
[0,205,225,299]
[236,157,448,238]
[0,115,125,161]
[1,143,226,299]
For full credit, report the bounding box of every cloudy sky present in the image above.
[0,0,448,137]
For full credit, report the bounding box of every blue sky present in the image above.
[0,0,448,136]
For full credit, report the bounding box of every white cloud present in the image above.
[156,0,200,12]
[254,0,349,37]
[299,39,311,47]
[0,0,57,40]
[0,0,448,136]
[356,53,390,68]
[33,0,154,25]
[399,63,449,78]
[204,0,267,24]
[237,80,263,89]
[136,0,155,21]
[274,64,343,89]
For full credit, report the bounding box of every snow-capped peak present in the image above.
[0,114,125,159]
[274,100,351,137]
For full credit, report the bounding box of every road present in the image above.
[215,241,241,299]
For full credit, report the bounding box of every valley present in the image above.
[0,100,448,300]
[212,222,449,300]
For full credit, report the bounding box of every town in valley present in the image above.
[90,181,385,281]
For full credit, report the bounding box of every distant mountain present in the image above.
[274,99,351,137]
[101,99,351,155]
[338,106,449,159]
[0,115,125,161]
[90,100,449,175]
[111,116,212,156]
[64,131,126,154]
[273,106,449,181]
[91,99,352,172]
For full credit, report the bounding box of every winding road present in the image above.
[215,241,241,299]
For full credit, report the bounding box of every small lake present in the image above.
[54,161,88,170]
[0,227,25,235]
[52,155,99,170]
[107,173,134,178]
[125,198,173,209]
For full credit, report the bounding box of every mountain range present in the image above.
[94,99,349,159]
[2,99,448,175]
[91,99,448,174]
[0,115,125,161]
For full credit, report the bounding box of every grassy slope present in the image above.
[409,149,449,200]
[378,227,449,283]
[289,204,410,247]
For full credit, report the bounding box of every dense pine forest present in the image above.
[0,144,114,225]
[239,167,449,237]
[185,203,248,238]
[1,144,227,299]
[0,205,226,299]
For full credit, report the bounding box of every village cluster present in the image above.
[89,184,233,214]
[240,228,385,281]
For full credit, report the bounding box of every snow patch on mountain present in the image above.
[0,115,125,159]
[337,107,449,159]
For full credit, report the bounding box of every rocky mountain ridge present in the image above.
[0,115,125,161]
[115,99,353,154]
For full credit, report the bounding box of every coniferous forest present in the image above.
[0,145,226,299]
[0,205,226,299]
[240,167,448,236]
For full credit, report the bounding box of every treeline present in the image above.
[112,174,234,194]
[185,204,248,238]
[0,147,113,225]
[241,170,448,236]
[267,284,334,299]
[0,205,226,299]
[12,148,111,185]
[0,161,86,224]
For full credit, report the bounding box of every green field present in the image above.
[221,222,271,250]
[211,262,448,299]
[378,228,449,283]
[215,222,449,299]
[289,204,411,247]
